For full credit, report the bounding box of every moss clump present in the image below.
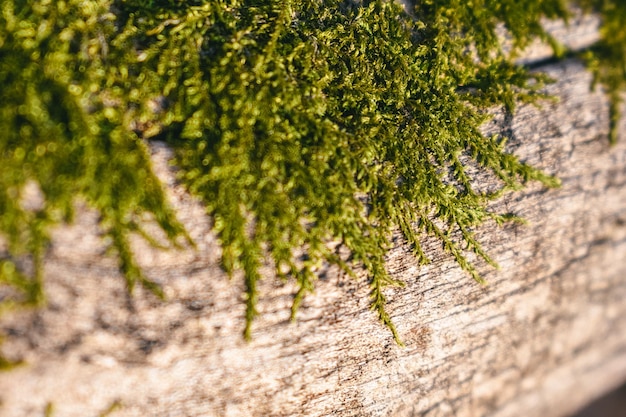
[1,0,625,350]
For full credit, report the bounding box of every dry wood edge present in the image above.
[1,19,626,417]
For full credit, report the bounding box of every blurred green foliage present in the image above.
[1,0,624,354]
[580,0,626,144]
[0,0,191,361]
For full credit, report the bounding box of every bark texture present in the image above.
[1,22,626,417]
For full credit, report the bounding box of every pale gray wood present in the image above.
[1,23,626,417]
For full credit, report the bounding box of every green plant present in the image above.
[1,0,625,356]
[0,0,191,307]
[580,0,626,144]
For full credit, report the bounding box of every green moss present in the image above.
[1,0,625,353]
[580,0,626,144]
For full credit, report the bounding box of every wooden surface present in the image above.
[1,17,626,417]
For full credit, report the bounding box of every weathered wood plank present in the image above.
[1,29,626,417]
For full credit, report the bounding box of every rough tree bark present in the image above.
[0,15,625,417]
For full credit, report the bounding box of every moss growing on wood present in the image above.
[1,0,625,351]
[580,0,626,144]
[0,0,191,308]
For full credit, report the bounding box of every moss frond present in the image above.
[107,0,564,342]
[1,0,625,351]
[579,0,626,144]
[0,0,188,311]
